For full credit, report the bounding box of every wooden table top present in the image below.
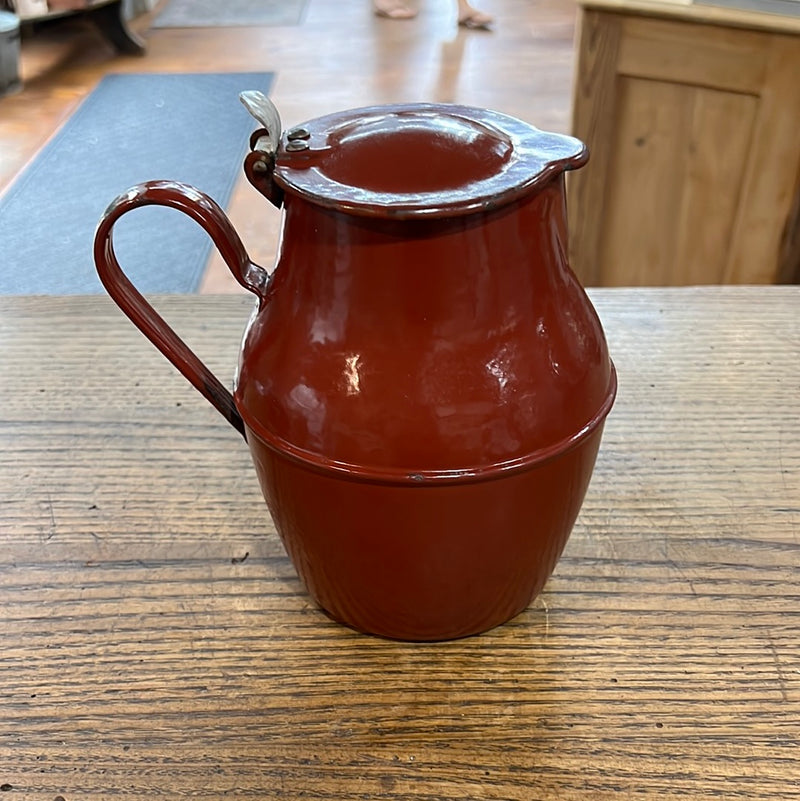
[1,287,798,800]
[579,0,800,33]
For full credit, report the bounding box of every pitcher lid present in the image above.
[270,103,587,218]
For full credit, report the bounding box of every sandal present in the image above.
[373,0,418,19]
[458,10,493,29]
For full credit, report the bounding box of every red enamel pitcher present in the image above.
[94,94,616,641]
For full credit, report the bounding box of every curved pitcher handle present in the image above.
[93,180,271,440]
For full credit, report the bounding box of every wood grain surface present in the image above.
[1,288,798,800]
[568,3,800,286]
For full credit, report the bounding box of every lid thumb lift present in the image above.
[241,91,284,208]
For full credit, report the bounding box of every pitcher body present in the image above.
[94,99,616,641]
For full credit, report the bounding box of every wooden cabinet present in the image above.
[568,0,800,285]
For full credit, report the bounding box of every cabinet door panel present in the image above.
[599,78,757,285]
[674,87,757,284]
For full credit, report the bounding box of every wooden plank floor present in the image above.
[0,0,578,292]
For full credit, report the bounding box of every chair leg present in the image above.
[87,0,146,55]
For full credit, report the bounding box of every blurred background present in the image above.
[1,0,798,290]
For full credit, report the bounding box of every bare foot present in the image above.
[457,0,493,29]
[373,0,418,19]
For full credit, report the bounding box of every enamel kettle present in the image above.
[94,93,617,641]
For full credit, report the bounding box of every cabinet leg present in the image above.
[88,0,146,55]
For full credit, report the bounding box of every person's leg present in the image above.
[456,0,493,28]
[373,0,418,19]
